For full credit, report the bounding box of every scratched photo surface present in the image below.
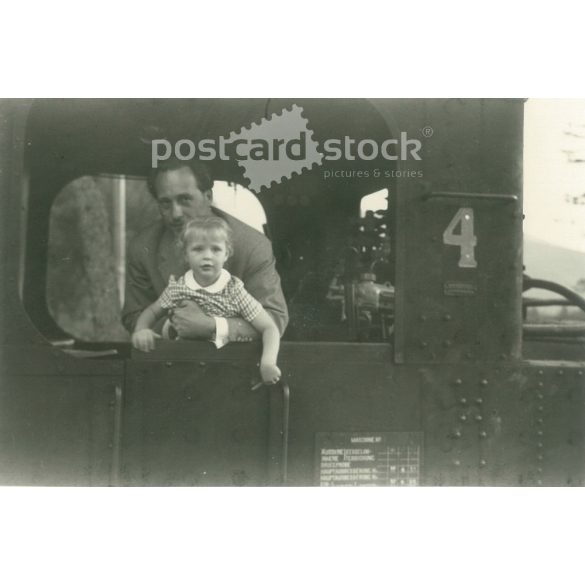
[0,98,583,487]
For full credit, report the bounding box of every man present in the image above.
[122,159,288,347]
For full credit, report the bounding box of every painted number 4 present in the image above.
[442,207,477,268]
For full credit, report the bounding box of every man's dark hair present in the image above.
[147,158,214,197]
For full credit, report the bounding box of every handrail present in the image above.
[422,191,518,203]
[523,298,573,307]
[523,277,585,313]
[109,384,123,487]
[280,382,290,484]
[523,323,585,338]
[255,378,290,486]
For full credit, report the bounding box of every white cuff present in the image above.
[212,317,229,349]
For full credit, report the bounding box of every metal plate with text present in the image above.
[315,432,422,487]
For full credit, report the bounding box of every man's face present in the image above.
[154,167,213,234]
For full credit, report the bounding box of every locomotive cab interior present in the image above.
[24,98,399,353]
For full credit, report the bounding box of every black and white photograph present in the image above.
[1,98,583,488]
[1,4,584,583]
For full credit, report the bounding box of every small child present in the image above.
[132,216,281,384]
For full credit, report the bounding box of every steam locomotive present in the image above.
[0,98,583,486]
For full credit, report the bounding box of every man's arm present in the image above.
[122,239,159,333]
[220,240,288,343]
[172,238,288,344]
[132,299,165,352]
[170,300,258,343]
[237,239,288,335]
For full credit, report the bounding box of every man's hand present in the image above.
[170,299,216,339]
[132,329,161,352]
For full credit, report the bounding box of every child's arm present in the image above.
[132,299,166,352]
[250,308,281,384]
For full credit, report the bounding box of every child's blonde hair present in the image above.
[180,216,233,256]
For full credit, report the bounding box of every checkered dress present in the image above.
[158,272,262,323]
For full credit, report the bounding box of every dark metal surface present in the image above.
[0,374,119,485]
[121,355,281,486]
[391,100,525,365]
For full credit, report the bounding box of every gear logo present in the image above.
[226,105,323,192]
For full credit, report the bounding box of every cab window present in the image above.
[47,176,266,342]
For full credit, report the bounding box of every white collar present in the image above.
[184,268,231,293]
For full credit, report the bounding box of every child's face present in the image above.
[185,230,229,286]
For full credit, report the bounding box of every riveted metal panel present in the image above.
[282,345,420,486]
[392,99,524,364]
[420,364,534,486]
[121,357,277,486]
[522,364,585,486]
[418,361,585,486]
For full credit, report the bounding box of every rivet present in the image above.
[459,397,468,405]
[165,361,172,368]
[537,479,543,486]
[537,430,544,437]
[453,459,461,466]
[537,442,544,449]
[538,370,544,376]
[419,341,428,348]
[537,381,544,388]
[475,397,483,405]
[578,371,583,376]
[537,454,544,461]
[479,431,488,439]
[187,396,192,401]
[537,467,543,474]
[452,430,462,439]
[537,394,544,400]
[557,370,564,376]
[475,415,483,422]
[460,414,467,422]
[444,313,452,321]
[479,459,487,467]
[454,378,463,386]
[537,406,544,412]
[537,419,544,425]
[199,361,206,367]
[480,379,489,386]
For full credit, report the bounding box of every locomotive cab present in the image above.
[0,98,583,486]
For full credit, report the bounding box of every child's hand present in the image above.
[132,329,161,352]
[260,361,281,384]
